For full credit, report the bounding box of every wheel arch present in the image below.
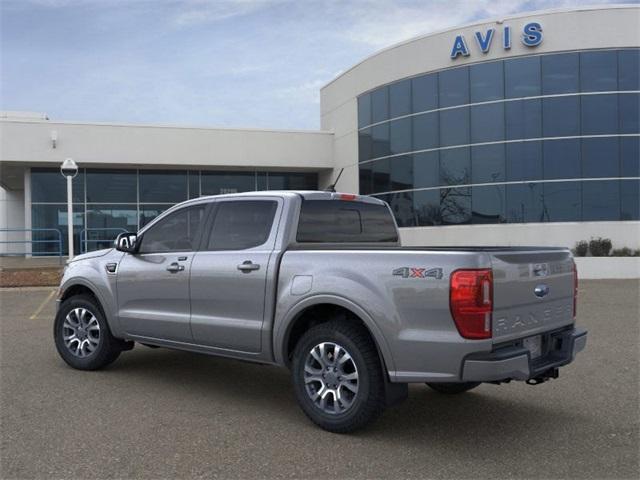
[58,279,120,336]
[276,295,396,376]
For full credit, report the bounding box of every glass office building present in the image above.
[30,169,316,254]
[357,48,639,227]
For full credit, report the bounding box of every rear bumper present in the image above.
[461,327,587,382]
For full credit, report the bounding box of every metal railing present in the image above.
[0,228,64,264]
[80,228,128,253]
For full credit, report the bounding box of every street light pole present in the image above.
[60,158,78,260]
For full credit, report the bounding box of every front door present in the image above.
[190,198,281,353]
[117,204,207,343]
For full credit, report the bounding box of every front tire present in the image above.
[426,382,481,394]
[292,321,386,433]
[54,295,123,370]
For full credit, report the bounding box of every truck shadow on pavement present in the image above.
[96,346,584,444]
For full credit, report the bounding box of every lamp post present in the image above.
[60,158,78,259]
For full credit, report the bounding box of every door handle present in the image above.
[166,262,185,273]
[237,261,260,272]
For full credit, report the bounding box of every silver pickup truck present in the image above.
[54,191,587,432]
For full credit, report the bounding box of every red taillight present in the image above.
[450,269,493,339]
[573,261,578,318]
[338,193,357,201]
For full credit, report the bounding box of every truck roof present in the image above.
[181,190,387,205]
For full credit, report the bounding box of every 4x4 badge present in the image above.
[393,267,443,279]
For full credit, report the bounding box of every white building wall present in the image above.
[0,186,26,254]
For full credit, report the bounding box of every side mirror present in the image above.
[115,232,139,253]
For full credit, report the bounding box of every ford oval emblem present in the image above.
[534,284,550,298]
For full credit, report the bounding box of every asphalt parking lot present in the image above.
[1,280,638,479]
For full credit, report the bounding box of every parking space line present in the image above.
[29,289,56,320]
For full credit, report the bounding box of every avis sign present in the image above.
[450,22,543,59]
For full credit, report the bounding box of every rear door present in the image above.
[189,198,281,353]
[490,249,575,342]
[116,204,208,343]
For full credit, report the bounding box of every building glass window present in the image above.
[371,87,389,123]
[505,56,541,98]
[543,182,581,222]
[506,142,543,181]
[31,204,84,255]
[412,112,439,151]
[505,98,542,140]
[266,173,317,190]
[140,204,171,227]
[411,74,438,113]
[470,61,504,102]
[439,67,469,108]
[371,123,390,159]
[389,79,411,118]
[506,183,543,223]
[541,52,579,95]
[412,189,440,226]
[581,137,619,178]
[201,172,255,195]
[188,171,200,199]
[86,169,136,203]
[618,49,640,91]
[358,94,372,128]
[31,168,85,203]
[359,128,373,162]
[388,191,416,227]
[470,102,504,143]
[472,185,505,224]
[542,96,580,137]
[440,147,470,186]
[471,144,505,184]
[359,162,372,195]
[543,139,581,180]
[389,117,412,155]
[412,152,439,189]
[581,94,619,135]
[619,92,639,134]
[581,50,618,92]
[582,180,620,221]
[372,159,391,193]
[390,155,413,191]
[621,137,640,177]
[621,179,640,220]
[440,187,471,225]
[439,108,469,147]
[139,170,188,203]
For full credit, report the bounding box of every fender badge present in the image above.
[393,267,443,279]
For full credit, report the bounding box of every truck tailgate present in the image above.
[490,249,574,342]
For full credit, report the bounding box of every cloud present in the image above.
[171,0,285,27]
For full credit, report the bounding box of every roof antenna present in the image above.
[325,168,344,192]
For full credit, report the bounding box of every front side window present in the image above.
[138,205,206,253]
[207,201,277,250]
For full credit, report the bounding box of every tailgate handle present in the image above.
[534,284,550,298]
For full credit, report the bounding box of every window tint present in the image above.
[581,51,617,92]
[389,79,411,118]
[207,201,277,250]
[470,61,504,102]
[412,112,439,151]
[440,187,471,225]
[618,49,640,91]
[358,94,372,128]
[371,123,390,158]
[439,67,469,108]
[541,53,579,95]
[619,92,639,134]
[390,155,413,191]
[506,142,543,181]
[297,200,398,243]
[139,205,206,253]
[388,191,416,227]
[505,56,541,98]
[439,108,469,147]
[372,158,391,192]
[582,137,619,178]
[86,169,136,203]
[505,98,542,140]
[471,144,505,184]
[544,182,581,222]
[470,103,504,143]
[359,162,373,195]
[359,128,373,162]
[621,180,640,220]
[413,189,441,226]
[542,96,580,137]
[389,117,412,155]
[412,74,438,113]
[506,183,543,223]
[621,137,640,177]
[413,151,440,189]
[472,185,505,224]
[581,95,618,135]
[440,148,470,186]
[31,168,85,203]
[582,180,619,221]
[543,139,581,180]
[139,170,187,203]
[371,87,389,123]
[201,172,254,195]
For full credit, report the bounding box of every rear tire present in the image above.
[426,382,481,394]
[292,321,386,433]
[54,295,124,370]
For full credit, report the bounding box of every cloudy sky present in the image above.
[0,0,632,129]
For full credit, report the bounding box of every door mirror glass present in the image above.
[115,232,138,253]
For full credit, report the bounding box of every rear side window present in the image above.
[207,200,277,250]
[297,200,398,243]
